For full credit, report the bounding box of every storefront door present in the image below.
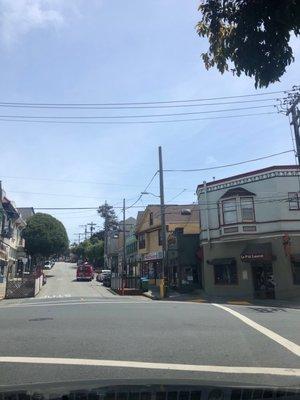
[251,262,275,299]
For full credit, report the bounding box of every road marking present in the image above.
[39,294,72,299]
[0,356,298,377]
[0,300,150,309]
[213,303,300,357]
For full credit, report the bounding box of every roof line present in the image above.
[197,165,300,190]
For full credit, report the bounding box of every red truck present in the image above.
[76,263,94,281]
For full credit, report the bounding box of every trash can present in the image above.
[140,278,149,292]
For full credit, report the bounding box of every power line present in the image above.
[0,97,281,110]
[0,105,276,120]
[0,175,149,188]
[126,171,159,210]
[0,89,289,107]
[164,150,294,172]
[0,111,279,125]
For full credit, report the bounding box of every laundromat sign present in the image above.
[241,253,264,262]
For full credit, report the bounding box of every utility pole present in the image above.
[158,146,167,299]
[87,222,97,238]
[79,224,88,240]
[74,233,82,244]
[122,198,126,295]
[103,201,108,268]
[286,93,300,165]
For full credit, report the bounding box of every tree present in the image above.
[98,203,118,232]
[70,238,104,267]
[197,0,300,88]
[23,213,69,258]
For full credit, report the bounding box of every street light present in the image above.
[141,191,160,198]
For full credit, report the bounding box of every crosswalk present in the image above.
[39,294,72,299]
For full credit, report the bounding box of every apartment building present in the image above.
[197,165,300,300]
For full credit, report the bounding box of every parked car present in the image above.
[44,260,52,270]
[102,275,111,287]
[97,269,111,282]
[50,259,55,267]
[76,263,94,281]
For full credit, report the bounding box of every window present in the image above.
[138,233,145,249]
[288,192,300,210]
[222,199,237,224]
[241,197,255,222]
[214,262,238,285]
[149,212,153,225]
[291,261,300,284]
[158,229,162,246]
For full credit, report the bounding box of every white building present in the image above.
[197,165,300,300]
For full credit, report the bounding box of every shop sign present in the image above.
[241,253,264,261]
[143,251,163,261]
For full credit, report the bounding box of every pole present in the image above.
[158,146,167,298]
[291,108,300,165]
[87,222,97,238]
[79,225,88,240]
[122,198,126,295]
[203,181,210,243]
[286,93,300,165]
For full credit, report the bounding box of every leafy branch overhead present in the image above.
[197,0,300,88]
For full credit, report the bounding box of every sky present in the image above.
[0,0,299,243]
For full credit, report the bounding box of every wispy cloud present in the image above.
[0,0,79,45]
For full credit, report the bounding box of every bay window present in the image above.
[241,197,255,222]
[288,192,300,210]
[222,199,237,225]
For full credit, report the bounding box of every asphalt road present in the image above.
[37,261,116,299]
[0,262,299,390]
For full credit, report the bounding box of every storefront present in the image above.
[240,242,275,299]
[203,236,300,300]
[140,252,163,285]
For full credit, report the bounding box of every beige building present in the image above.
[136,204,200,285]
[197,165,300,300]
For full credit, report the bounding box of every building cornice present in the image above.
[198,168,300,194]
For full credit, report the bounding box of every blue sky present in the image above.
[0,0,299,242]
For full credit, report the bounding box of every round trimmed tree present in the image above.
[23,213,69,258]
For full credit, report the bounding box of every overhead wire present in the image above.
[0,111,279,125]
[0,97,281,110]
[0,89,289,107]
[0,105,276,120]
[164,150,294,172]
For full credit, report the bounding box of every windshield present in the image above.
[0,0,299,392]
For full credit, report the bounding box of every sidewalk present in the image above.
[143,286,300,309]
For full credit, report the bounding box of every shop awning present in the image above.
[241,243,273,262]
[209,257,236,266]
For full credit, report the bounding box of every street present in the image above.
[0,262,299,388]
[36,261,116,299]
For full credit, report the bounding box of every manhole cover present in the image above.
[28,317,54,322]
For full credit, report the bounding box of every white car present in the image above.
[97,269,111,282]
[44,261,52,270]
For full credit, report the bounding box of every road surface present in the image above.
[37,261,116,299]
[0,262,299,389]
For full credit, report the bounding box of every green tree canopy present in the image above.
[197,0,300,88]
[23,213,69,258]
[70,238,104,267]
